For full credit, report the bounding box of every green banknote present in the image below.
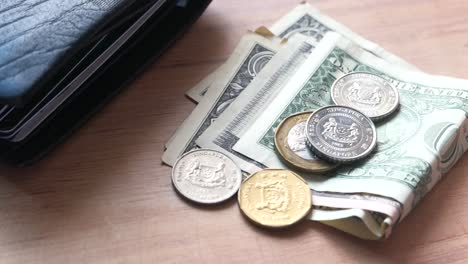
[185,2,420,103]
[232,32,468,231]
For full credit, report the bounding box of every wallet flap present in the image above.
[0,0,212,164]
[0,0,156,105]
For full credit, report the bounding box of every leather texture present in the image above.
[0,0,133,104]
[0,0,212,164]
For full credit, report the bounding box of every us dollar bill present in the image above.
[310,190,402,240]
[185,66,221,103]
[162,31,283,166]
[311,191,401,224]
[195,5,425,174]
[233,32,468,222]
[311,208,393,240]
[195,34,318,170]
[184,2,420,103]
[270,2,420,71]
[166,67,221,148]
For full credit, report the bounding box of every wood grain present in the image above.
[1,0,468,263]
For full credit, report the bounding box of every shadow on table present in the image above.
[237,162,466,262]
[0,6,465,261]
[0,10,231,241]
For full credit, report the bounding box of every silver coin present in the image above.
[331,72,399,120]
[305,105,377,163]
[287,121,320,161]
[172,149,242,204]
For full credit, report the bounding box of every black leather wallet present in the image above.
[0,0,211,164]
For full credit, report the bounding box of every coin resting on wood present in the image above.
[238,169,312,228]
[171,149,242,204]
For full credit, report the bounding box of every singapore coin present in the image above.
[331,72,399,120]
[274,111,339,172]
[238,169,312,228]
[305,105,377,163]
[172,149,242,204]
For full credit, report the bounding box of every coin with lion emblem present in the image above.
[238,169,312,228]
[331,72,399,120]
[305,105,377,163]
[172,149,242,204]
[274,111,338,172]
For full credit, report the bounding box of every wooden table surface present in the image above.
[1,1,468,263]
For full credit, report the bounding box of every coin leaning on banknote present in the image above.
[331,72,400,120]
[274,111,339,172]
[238,169,312,228]
[171,149,243,204]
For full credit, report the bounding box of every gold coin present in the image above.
[238,169,312,228]
[274,111,339,173]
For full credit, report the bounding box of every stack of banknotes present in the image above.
[163,3,468,240]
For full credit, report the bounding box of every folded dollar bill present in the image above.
[184,2,419,103]
[195,33,318,171]
[185,67,221,103]
[195,2,424,173]
[269,2,419,71]
[232,32,468,239]
[162,30,284,166]
[167,3,466,240]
